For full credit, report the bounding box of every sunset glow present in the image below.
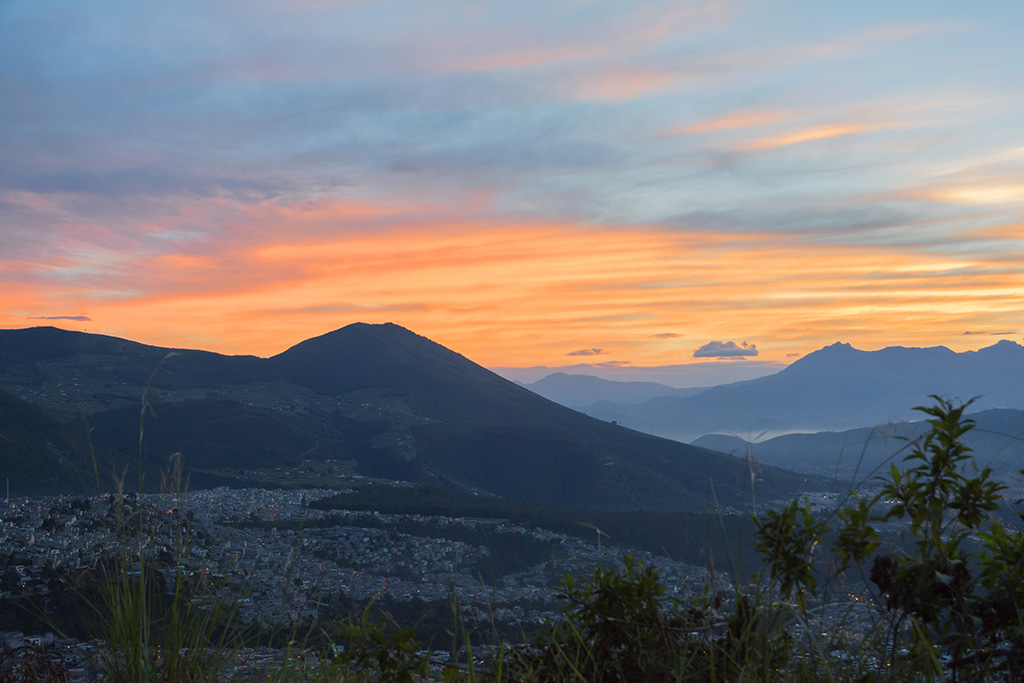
[2,1,1023,379]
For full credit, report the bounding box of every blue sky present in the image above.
[2,1,1022,381]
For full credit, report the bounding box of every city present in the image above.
[1,478,725,679]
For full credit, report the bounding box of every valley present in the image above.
[3,324,1024,680]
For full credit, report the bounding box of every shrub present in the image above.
[512,554,796,682]
[12,396,1022,682]
[517,396,1024,682]
[754,396,1024,680]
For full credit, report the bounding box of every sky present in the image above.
[2,1,1023,384]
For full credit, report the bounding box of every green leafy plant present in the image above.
[321,603,429,682]
[752,395,1024,681]
[754,498,829,608]
[512,553,798,683]
[867,397,1020,677]
[11,395,1024,682]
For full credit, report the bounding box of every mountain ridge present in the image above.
[523,372,706,408]
[692,407,1024,481]
[0,323,815,510]
[580,339,1024,442]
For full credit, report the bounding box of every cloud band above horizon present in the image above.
[2,1,1023,368]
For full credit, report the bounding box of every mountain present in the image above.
[0,390,143,496]
[0,324,814,510]
[582,341,1024,443]
[523,372,705,408]
[693,408,1024,481]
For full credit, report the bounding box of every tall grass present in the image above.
[10,396,1024,682]
[84,456,244,682]
[70,356,248,680]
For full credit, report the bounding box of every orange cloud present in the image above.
[4,196,1024,368]
[920,184,1024,205]
[668,110,789,135]
[968,222,1024,241]
[740,122,894,150]
[575,66,679,101]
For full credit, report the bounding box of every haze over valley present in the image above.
[526,340,1024,443]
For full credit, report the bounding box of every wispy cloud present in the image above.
[809,23,942,57]
[29,315,92,321]
[920,185,1024,206]
[740,122,896,151]
[668,110,789,135]
[573,66,680,102]
[2,1,1023,367]
[964,330,1016,336]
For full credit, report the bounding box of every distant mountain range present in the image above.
[571,341,1024,442]
[522,373,705,407]
[693,408,1024,482]
[0,324,813,508]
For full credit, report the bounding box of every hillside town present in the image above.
[1,481,725,679]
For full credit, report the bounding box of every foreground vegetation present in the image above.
[3,397,1023,681]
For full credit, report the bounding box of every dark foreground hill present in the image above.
[0,324,814,510]
[583,340,1024,442]
[0,390,142,496]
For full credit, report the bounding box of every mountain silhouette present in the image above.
[524,372,705,407]
[582,340,1024,442]
[0,323,813,510]
[0,389,137,496]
